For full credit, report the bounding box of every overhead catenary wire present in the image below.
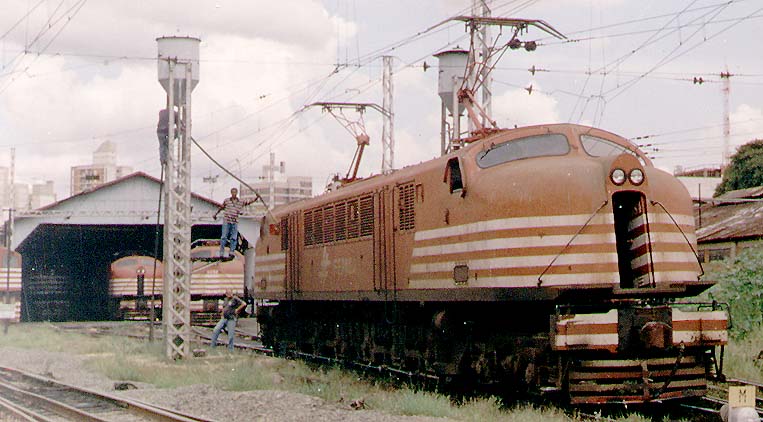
[533,0,756,44]
[0,0,88,96]
[190,135,276,222]
[0,0,47,42]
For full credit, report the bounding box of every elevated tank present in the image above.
[157,36,200,104]
[434,49,468,116]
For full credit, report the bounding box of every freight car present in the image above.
[109,241,245,325]
[253,123,728,404]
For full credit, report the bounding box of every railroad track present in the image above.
[50,322,763,421]
[679,379,763,421]
[0,366,216,422]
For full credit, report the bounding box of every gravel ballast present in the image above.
[0,345,450,422]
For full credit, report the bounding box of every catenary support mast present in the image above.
[381,56,395,173]
[157,36,200,360]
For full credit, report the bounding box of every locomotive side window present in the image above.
[580,134,646,165]
[445,157,463,193]
[476,133,569,168]
[398,182,416,231]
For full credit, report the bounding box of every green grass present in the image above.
[1,322,757,421]
[723,323,763,381]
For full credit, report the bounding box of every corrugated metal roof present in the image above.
[39,171,219,211]
[696,187,763,243]
[715,185,763,200]
[12,172,262,250]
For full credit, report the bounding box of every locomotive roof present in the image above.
[270,123,647,216]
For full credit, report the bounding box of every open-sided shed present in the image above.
[13,172,260,321]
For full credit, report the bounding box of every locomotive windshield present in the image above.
[580,134,646,165]
[476,133,569,168]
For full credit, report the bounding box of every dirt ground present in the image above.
[0,327,450,422]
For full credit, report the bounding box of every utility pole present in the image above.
[268,152,275,210]
[3,148,14,334]
[202,174,218,198]
[157,36,200,360]
[721,70,732,170]
[381,56,395,173]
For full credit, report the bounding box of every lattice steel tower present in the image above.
[157,36,200,360]
[381,56,395,173]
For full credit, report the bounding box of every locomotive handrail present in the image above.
[650,200,704,277]
[651,342,685,400]
[537,200,608,287]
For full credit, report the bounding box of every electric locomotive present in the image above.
[0,247,22,322]
[109,242,245,324]
[253,123,727,404]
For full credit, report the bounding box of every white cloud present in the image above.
[0,0,354,199]
[491,83,561,127]
[730,103,763,142]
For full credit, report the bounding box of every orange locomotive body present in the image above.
[0,247,22,323]
[109,242,245,325]
[254,123,727,404]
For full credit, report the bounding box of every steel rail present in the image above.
[0,376,111,421]
[0,366,217,422]
[0,394,44,421]
[728,377,763,390]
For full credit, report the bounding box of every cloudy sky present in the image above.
[0,0,761,202]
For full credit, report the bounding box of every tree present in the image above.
[715,139,763,196]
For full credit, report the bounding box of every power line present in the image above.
[0,0,88,96]
[0,0,46,42]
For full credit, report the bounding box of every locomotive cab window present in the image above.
[580,134,646,165]
[445,157,464,193]
[476,133,569,168]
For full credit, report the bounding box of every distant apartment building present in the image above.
[70,140,132,195]
[30,181,56,209]
[0,167,56,214]
[239,153,312,215]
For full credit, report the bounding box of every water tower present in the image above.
[156,35,200,360]
[434,49,468,155]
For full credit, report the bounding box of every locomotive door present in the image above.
[285,212,301,298]
[373,187,395,294]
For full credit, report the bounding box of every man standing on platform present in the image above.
[214,187,253,258]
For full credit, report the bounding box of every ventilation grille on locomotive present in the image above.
[304,195,375,246]
[398,182,416,231]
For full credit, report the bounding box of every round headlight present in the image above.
[611,168,626,185]
[630,168,644,185]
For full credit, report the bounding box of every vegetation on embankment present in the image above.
[0,323,658,422]
[701,246,763,381]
